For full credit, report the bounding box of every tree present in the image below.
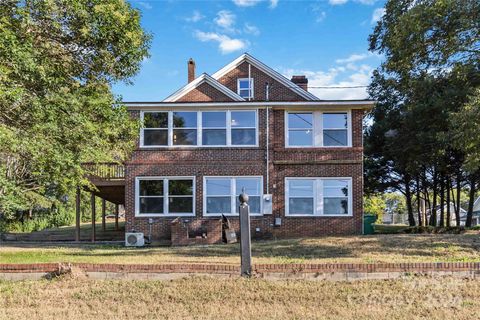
[0,1,151,218]
[366,0,480,227]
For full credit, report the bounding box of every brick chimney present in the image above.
[291,75,308,91]
[188,58,196,83]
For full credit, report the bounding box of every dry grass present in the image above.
[1,276,480,319]
[2,233,480,265]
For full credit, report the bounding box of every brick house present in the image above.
[94,53,374,243]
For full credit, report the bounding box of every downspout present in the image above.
[248,63,252,101]
[265,83,270,194]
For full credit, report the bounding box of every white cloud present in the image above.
[269,0,279,8]
[232,0,262,7]
[315,11,326,22]
[281,59,375,100]
[214,10,236,30]
[329,0,377,5]
[194,31,248,54]
[232,0,278,8]
[371,8,385,24]
[336,53,370,64]
[329,0,348,5]
[244,23,260,36]
[137,1,152,9]
[185,10,204,23]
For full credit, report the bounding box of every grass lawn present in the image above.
[1,276,479,319]
[1,233,480,264]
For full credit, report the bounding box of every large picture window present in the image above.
[285,111,351,147]
[285,177,352,216]
[141,110,257,147]
[204,176,262,216]
[136,177,195,216]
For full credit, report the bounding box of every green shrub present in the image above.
[404,226,466,234]
[373,224,409,234]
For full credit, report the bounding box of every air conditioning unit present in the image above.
[125,232,145,247]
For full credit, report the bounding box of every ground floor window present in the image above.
[204,176,262,216]
[285,177,352,216]
[135,177,195,216]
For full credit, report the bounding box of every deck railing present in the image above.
[82,162,125,180]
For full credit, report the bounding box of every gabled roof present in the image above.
[212,53,320,101]
[163,73,245,102]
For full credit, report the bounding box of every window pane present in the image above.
[288,113,313,129]
[232,129,256,145]
[206,197,231,214]
[202,129,226,145]
[206,179,231,195]
[173,129,197,145]
[323,130,347,146]
[235,178,261,196]
[231,111,255,127]
[202,112,226,128]
[236,196,261,214]
[144,112,168,128]
[168,197,193,213]
[169,180,193,196]
[323,113,347,129]
[288,130,313,146]
[324,198,349,215]
[289,180,314,197]
[143,129,167,146]
[140,180,163,196]
[239,79,251,89]
[324,180,349,197]
[173,112,197,128]
[139,197,163,214]
[239,90,251,98]
[289,198,314,215]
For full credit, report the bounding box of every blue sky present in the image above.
[114,0,386,101]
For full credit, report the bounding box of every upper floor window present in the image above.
[141,110,257,147]
[285,111,351,147]
[135,177,195,216]
[285,177,352,216]
[237,78,254,99]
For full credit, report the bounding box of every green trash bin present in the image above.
[363,214,377,235]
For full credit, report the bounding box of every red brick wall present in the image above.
[125,108,366,240]
[176,82,235,102]
[217,61,308,102]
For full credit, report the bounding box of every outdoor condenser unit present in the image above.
[125,232,145,247]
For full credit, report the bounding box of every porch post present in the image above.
[91,193,96,242]
[75,187,81,242]
[115,204,119,231]
[101,198,106,232]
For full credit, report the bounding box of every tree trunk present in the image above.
[439,174,445,227]
[429,170,438,226]
[405,176,416,226]
[455,171,462,226]
[466,175,477,228]
[416,175,423,226]
[446,177,451,227]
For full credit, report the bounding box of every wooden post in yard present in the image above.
[101,198,106,232]
[115,204,119,230]
[239,190,252,277]
[75,187,81,242]
[91,193,96,242]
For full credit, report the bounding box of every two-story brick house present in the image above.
[121,53,374,241]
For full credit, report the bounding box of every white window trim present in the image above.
[285,110,352,148]
[285,177,353,217]
[203,176,263,217]
[140,110,259,148]
[237,78,254,99]
[135,176,196,217]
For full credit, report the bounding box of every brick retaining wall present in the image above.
[2,262,480,275]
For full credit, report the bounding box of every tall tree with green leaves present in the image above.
[366,0,480,226]
[0,0,151,218]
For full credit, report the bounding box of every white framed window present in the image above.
[135,177,195,217]
[203,176,263,216]
[140,110,258,148]
[285,111,351,147]
[285,177,352,217]
[237,78,254,99]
